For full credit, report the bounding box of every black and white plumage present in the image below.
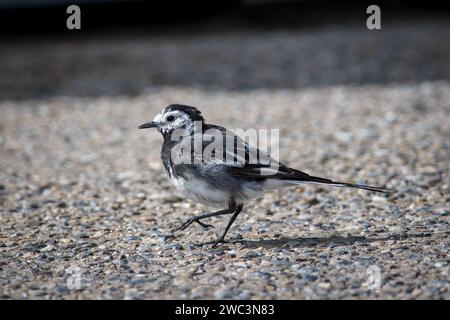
[139,104,390,246]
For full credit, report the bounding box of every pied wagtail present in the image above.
[139,104,390,246]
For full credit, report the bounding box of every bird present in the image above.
[139,104,390,246]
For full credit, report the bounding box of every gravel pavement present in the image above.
[0,19,449,299]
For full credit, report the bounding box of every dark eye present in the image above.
[166,115,175,122]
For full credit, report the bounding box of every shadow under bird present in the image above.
[139,104,390,246]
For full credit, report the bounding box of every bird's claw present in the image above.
[195,220,215,230]
[212,238,226,247]
[172,217,215,233]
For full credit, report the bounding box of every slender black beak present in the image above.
[138,121,157,129]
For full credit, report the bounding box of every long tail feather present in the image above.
[289,169,391,194]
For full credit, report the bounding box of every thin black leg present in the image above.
[173,207,234,233]
[212,203,244,246]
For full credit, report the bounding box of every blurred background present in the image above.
[1,0,450,99]
[0,0,449,299]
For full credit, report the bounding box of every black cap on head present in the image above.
[164,104,204,122]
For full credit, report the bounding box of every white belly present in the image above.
[171,176,231,207]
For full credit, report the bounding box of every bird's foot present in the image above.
[172,216,215,233]
[212,237,227,247]
[195,220,215,230]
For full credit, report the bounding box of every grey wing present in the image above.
[171,124,316,182]
[201,125,329,183]
[197,124,298,180]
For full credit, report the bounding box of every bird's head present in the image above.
[138,104,204,135]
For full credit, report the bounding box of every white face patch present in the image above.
[153,110,194,134]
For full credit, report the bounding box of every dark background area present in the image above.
[1,0,449,36]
